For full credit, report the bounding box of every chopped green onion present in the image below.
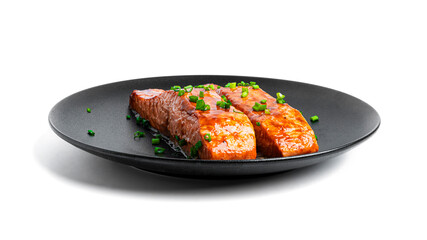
[265,109,271,115]
[184,85,193,93]
[195,99,205,110]
[225,83,231,87]
[179,138,187,146]
[260,99,267,104]
[209,84,214,90]
[86,108,91,113]
[242,87,248,92]
[175,135,180,140]
[153,133,161,138]
[190,141,203,157]
[256,122,261,126]
[217,86,221,89]
[178,89,185,96]
[219,101,226,108]
[315,134,318,140]
[224,102,231,109]
[189,95,198,102]
[199,91,204,98]
[154,147,165,154]
[152,138,160,145]
[203,104,210,111]
[241,91,248,98]
[229,82,236,89]
[233,109,244,114]
[195,85,204,88]
[252,85,259,89]
[87,130,95,136]
[204,133,211,142]
[310,115,319,122]
[126,115,131,120]
[277,99,285,104]
[171,86,181,92]
[250,81,256,86]
[134,131,145,138]
[252,102,266,111]
[204,86,210,91]
[216,101,222,106]
[237,81,246,86]
[276,92,285,99]
[221,95,227,101]
[142,118,149,127]
[136,116,142,124]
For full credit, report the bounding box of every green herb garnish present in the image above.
[178,89,185,96]
[152,138,160,145]
[184,85,193,93]
[141,118,149,127]
[154,147,165,154]
[189,95,198,102]
[204,133,211,142]
[310,115,319,122]
[171,86,181,92]
[86,108,91,113]
[87,130,95,136]
[252,102,266,111]
[190,140,203,157]
[136,116,142,124]
[195,99,205,110]
[134,131,145,138]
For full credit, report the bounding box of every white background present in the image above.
[1,1,426,239]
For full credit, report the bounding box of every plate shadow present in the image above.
[34,131,346,197]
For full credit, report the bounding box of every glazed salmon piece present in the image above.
[129,85,257,160]
[216,85,318,157]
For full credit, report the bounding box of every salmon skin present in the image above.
[216,85,319,158]
[129,85,257,160]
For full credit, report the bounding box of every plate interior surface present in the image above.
[49,75,380,177]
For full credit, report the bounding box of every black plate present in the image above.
[49,75,380,178]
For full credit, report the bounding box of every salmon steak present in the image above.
[216,83,318,158]
[129,85,257,160]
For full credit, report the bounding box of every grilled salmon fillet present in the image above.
[216,85,318,158]
[129,86,257,160]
